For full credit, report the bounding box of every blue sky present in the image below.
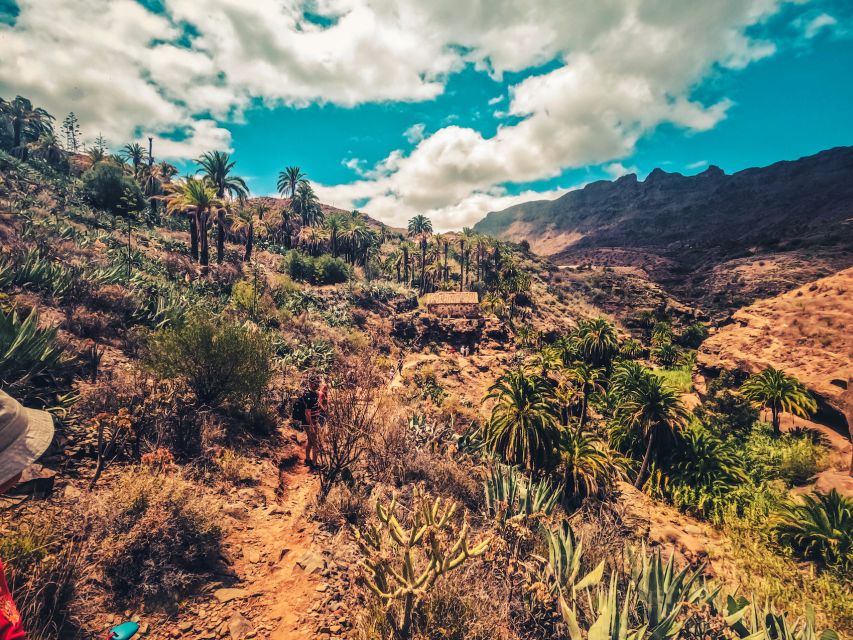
[1,0,851,228]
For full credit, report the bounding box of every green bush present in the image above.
[91,469,222,605]
[774,489,852,571]
[81,161,144,218]
[281,250,350,285]
[694,385,758,439]
[144,313,274,408]
[745,425,830,486]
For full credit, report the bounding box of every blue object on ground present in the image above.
[109,621,140,639]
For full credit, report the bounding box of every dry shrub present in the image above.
[74,375,204,459]
[62,305,113,341]
[85,283,136,317]
[366,414,415,485]
[213,448,256,484]
[355,560,511,640]
[90,467,222,607]
[0,509,85,640]
[313,483,372,531]
[317,353,388,500]
[403,452,484,512]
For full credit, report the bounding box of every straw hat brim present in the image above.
[0,407,54,488]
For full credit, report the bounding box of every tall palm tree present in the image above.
[165,177,221,269]
[325,212,346,258]
[0,96,54,158]
[120,143,148,178]
[197,151,249,264]
[277,166,306,201]
[616,375,690,488]
[407,214,433,293]
[741,367,817,436]
[483,368,560,471]
[30,133,63,165]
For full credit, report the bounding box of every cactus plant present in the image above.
[484,463,561,524]
[352,489,489,639]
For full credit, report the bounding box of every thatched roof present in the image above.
[421,292,479,305]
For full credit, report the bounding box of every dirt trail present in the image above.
[203,436,333,640]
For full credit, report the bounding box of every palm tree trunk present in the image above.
[217,219,225,264]
[403,247,409,285]
[200,210,210,270]
[244,222,254,262]
[634,430,655,488]
[771,405,780,436]
[189,214,199,261]
[420,241,426,293]
[580,388,588,429]
[459,240,465,291]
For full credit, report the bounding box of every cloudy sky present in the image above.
[1,0,851,229]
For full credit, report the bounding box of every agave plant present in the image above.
[629,546,720,640]
[484,463,561,525]
[0,249,77,298]
[0,306,69,394]
[723,596,839,640]
[773,489,852,570]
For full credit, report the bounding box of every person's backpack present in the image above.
[292,395,308,427]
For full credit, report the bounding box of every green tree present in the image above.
[483,368,560,470]
[81,161,145,223]
[277,165,305,201]
[197,151,249,264]
[0,95,54,157]
[292,180,323,227]
[165,177,222,268]
[407,214,433,293]
[61,112,81,152]
[562,362,605,428]
[616,374,690,488]
[741,367,817,437]
[120,142,148,178]
[575,318,619,368]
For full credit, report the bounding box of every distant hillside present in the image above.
[475,147,853,314]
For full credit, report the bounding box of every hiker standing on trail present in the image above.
[0,390,55,640]
[296,375,327,467]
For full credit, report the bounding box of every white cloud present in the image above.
[803,13,837,38]
[0,0,795,226]
[687,160,710,170]
[404,123,426,144]
[604,163,639,179]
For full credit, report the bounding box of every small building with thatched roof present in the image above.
[421,292,480,318]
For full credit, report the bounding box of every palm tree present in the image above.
[741,367,817,436]
[120,143,148,178]
[30,133,63,165]
[165,177,221,269]
[773,489,851,569]
[562,362,605,428]
[277,166,306,201]
[197,151,249,264]
[616,374,690,488]
[483,368,560,471]
[87,146,107,165]
[232,202,268,262]
[293,181,323,227]
[560,427,624,504]
[575,318,619,368]
[325,212,347,258]
[0,96,54,158]
[407,214,433,293]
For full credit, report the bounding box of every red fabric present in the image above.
[0,559,25,640]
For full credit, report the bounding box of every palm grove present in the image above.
[1,94,850,639]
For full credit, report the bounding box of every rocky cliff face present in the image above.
[474,147,853,315]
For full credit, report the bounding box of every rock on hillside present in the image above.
[474,146,853,314]
[698,267,852,440]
